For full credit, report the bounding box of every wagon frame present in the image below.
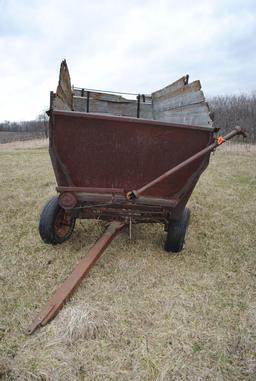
[27,60,246,334]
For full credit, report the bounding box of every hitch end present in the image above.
[235,126,247,138]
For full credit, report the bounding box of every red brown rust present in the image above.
[58,192,77,209]
[54,209,73,237]
[50,110,215,222]
[127,126,247,199]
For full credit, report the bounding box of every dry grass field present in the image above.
[0,140,255,381]
[0,132,46,144]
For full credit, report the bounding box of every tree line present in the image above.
[0,112,49,139]
[0,94,255,143]
[209,94,256,143]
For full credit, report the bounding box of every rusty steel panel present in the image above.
[129,126,247,199]
[49,110,214,222]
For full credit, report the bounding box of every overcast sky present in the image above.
[0,0,255,122]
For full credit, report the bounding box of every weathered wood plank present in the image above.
[152,80,201,103]
[73,89,126,102]
[73,88,152,103]
[152,78,212,127]
[73,97,153,119]
[152,76,188,99]
[54,60,73,111]
[153,90,205,113]
[154,103,212,127]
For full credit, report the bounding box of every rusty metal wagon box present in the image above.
[27,60,246,334]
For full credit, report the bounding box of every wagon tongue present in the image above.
[126,126,247,200]
[26,221,126,335]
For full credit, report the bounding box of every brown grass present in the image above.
[0,138,48,151]
[0,132,46,145]
[0,140,255,380]
[53,303,111,344]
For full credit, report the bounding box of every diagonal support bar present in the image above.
[126,126,247,200]
[26,221,126,335]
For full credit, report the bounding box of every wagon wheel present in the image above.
[164,207,190,253]
[39,196,76,245]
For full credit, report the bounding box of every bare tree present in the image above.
[209,94,256,143]
[37,110,49,138]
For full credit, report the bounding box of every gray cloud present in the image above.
[0,0,255,121]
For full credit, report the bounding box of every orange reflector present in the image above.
[217,136,224,145]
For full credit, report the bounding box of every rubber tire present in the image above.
[39,196,76,245]
[164,207,190,253]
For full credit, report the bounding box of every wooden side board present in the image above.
[52,61,212,127]
[73,96,153,119]
[152,77,212,127]
[53,60,73,111]
[154,102,212,126]
[152,76,189,99]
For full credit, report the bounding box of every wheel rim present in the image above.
[54,209,74,238]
